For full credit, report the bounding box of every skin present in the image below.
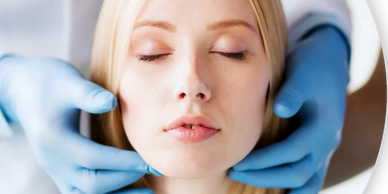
[118,0,270,193]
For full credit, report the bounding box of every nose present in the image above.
[173,64,211,103]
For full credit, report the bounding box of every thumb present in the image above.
[68,78,117,114]
[273,83,304,118]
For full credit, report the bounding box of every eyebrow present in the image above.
[134,20,177,33]
[207,19,257,33]
[133,19,257,33]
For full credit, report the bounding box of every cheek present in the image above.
[217,63,269,162]
[118,69,161,148]
[119,70,147,125]
[119,73,145,148]
[224,89,267,163]
[118,66,172,155]
[119,64,169,121]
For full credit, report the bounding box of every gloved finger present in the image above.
[66,132,161,176]
[108,188,155,194]
[272,49,319,119]
[66,78,117,114]
[229,154,318,188]
[288,165,327,194]
[273,40,342,119]
[233,122,322,171]
[272,82,305,118]
[70,169,146,194]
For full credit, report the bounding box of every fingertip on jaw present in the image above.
[109,95,118,109]
[232,163,248,172]
[273,103,295,118]
[141,189,156,194]
[146,165,163,177]
[228,169,245,181]
[96,91,117,111]
[273,96,300,118]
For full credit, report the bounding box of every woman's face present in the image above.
[119,0,269,178]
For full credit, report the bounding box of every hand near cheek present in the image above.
[0,56,160,194]
[229,26,349,194]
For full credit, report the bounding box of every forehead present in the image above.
[135,0,258,29]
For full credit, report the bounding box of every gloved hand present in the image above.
[0,56,160,194]
[229,26,349,194]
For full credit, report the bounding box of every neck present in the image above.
[146,171,232,194]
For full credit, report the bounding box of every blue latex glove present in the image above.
[0,56,160,194]
[229,26,349,194]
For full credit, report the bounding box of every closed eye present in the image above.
[211,51,248,61]
[137,51,248,62]
[137,53,170,62]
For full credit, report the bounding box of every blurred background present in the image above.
[320,0,384,193]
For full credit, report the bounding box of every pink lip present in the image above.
[165,116,220,143]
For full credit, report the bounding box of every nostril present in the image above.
[197,93,205,99]
[179,93,186,99]
[177,92,207,100]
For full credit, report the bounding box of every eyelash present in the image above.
[217,52,247,61]
[137,52,247,62]
[138,54,170,62]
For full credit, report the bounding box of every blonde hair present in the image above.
[90,0,290,193]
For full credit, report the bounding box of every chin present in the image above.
[141,148,233,179]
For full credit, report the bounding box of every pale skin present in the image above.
[118,0,271,193]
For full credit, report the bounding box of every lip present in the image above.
[164,116,220,143]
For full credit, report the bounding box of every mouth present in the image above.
[182,124,207,129]
[164,116,220,143]
[166,115,220,130]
